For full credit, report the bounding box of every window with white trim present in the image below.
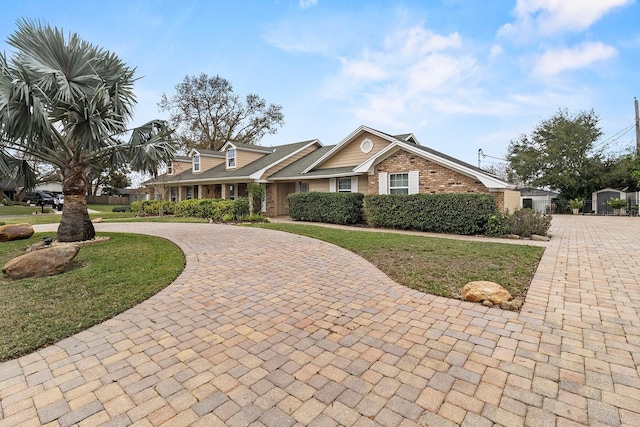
[227,148,236,168]
[389,173,409,194]
[299,182,309,193]
[193,155,200,172]
[338,178,352,192]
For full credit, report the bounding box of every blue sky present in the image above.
[2,0,639,171]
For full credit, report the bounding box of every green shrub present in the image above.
[288,192,364,225]
[131,200,175,216]
[508,208,551,237]
[247,213,269,223]
[485,212,511,237]
[173,198,250,221]
[364,193,497,235]
[222,213,234,222]
[112,206,132,212]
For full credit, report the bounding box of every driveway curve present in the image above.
[0,217,638,426]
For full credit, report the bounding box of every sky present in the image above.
[1,0,639,173]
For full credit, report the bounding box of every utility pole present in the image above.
[478,149,483,168]
[635,97,640,156]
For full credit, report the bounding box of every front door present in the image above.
[277,182,297,215]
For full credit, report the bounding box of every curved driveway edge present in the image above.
[0,217,638,426]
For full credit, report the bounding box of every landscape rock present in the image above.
[0,223,34,242]
[500,298,523,311]
[531,234,550,242]
[461,281,512,305]
[482,300,494,307]
[91,217,103,223]
[3,244,80,279]
[505,234,521,239]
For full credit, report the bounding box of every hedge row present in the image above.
[131,200,175,216]
[131,198,249,220]
[288,192,364,225]
[174,198,249,220]
[364,193,498,235]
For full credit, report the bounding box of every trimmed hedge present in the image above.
[131,200,176,216]
[174,198,249,220]
[364,193,497,235]
[288,192,364,225]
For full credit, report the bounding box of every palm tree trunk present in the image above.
[57,167,95,242]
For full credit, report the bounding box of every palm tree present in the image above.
[0,19,177,241]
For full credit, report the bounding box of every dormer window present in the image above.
[227,148,236,168]
[193,154,200,172]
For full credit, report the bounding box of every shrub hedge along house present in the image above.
[144,126,520,216]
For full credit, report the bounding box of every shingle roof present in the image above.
[517,188,560,197]
[226,141,273,153]
[268,146,335,178]
[149,140,318,184]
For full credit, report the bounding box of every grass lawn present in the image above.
[0,204,53,217]
[0,232,185,362]
[251,223,544,303]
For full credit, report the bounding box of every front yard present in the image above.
[251,223,544,303]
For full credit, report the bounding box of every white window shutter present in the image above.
[409,170,419,194]
[378,172,388,194]
[351,176,359,193]
[329,178,336,192]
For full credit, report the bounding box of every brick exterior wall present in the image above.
[265,184,276,217]
[368,150,507,211]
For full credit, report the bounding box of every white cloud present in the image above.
[533,42,617,76]
[313,25,479,129]
[489,44,503,59]
[499,0,633,39]
[299,0,317,10]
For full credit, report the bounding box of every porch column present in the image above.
[221,184,227,200]
[198,185,204,199]
[178,186,185,201]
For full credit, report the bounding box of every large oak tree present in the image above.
[0,19,177,241]
[159,73,284,151]
[507,109,604,199]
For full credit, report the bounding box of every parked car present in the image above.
[23,190,55,207]
[54,194,64,211]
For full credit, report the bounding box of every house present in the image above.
[517,188,559,213]
[145,126,519,216]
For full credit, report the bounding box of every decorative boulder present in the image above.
[3,244,80,279]
[531,234,550,242]
[461,281,512,305]
[91,217,103,223]
[0,223,35,242]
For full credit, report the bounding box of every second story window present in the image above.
[193,155,200,172]
[227,148,236,168]
[167,163,173,175]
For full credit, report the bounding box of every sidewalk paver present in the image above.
[0,216,638,426]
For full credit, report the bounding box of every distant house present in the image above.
[517,188,559,213]
[145,125,520,216]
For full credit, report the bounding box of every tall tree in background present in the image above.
[159,73,285,151]
[0,19,177,241]
[507,109,604,200]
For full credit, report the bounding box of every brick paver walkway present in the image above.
[0,216,638,426]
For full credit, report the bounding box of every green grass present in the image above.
[0,204,54,217]
[0,232,185,361]
[250,223,544,302]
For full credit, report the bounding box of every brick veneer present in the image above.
[368,150,506,210]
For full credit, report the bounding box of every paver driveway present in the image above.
[0,216,638,426]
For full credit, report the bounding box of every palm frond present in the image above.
[128,120,178,175]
